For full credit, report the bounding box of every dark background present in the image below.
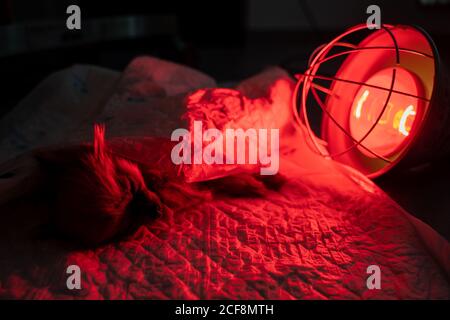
[0,0,449,239]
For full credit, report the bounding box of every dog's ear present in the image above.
[34,125,106,172]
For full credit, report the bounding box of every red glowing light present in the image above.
[294,24,437,177]
[349,67,423,157]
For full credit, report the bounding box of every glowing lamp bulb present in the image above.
[296,24,447,178]
[349,67,423,158]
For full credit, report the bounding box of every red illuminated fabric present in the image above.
[182,78,293,182]
[0,58,448,299]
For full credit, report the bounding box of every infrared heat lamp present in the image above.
[293,24,449,178]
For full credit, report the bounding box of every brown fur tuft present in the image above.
[43,124,165,245]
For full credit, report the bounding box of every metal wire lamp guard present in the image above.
[291,23,443,177]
